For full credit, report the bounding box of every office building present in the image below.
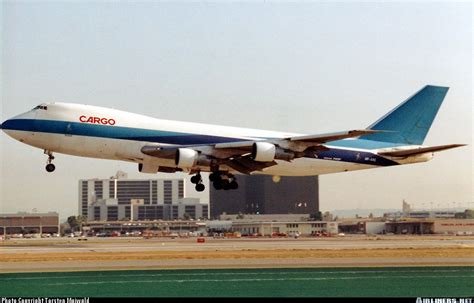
[79,173,208,221]
[210,175,319,218]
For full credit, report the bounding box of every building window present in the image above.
[81,181,88,216]
[94,181,103,199]
[109,181,115,199]
[137,205,164,220]
[107,206,118,221]
[144,206,157,220]
[138,206,146,220]
[152,181,158,204]
[202,205,209,219]
[117,180,151,205]
[164,181,172,204]
[184,205,196,219]
[172,206,179,219]
[178,180,184,198]
[94,206,101,221]
[124,206,131,220]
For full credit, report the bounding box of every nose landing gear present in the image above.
[44,150,55,172]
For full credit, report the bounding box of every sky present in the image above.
[1,1,472,219]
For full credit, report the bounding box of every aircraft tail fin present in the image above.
[359,85,449,145]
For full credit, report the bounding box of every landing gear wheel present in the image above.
[195,183,205,192]
[222,182,231,191]
[44,150,56,172]
[230,181,238,190]
[191,172,205,191]
[213,180,223,190]
[190,175,200,184]
[209,172,220,182]
[210,172,239,190]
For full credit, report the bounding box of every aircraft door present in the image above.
[65,122,73,137]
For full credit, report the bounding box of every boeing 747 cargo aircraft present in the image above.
[1,85,465,191]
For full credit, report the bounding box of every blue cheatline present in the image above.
[359,85,449,145]
[1,119,399,166]
[1,119,259,145]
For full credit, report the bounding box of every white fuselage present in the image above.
[2,103,428,176]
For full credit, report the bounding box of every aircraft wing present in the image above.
[141,145,190,159]
[214,129,381,149]
[141,129,381,174]
[378,144,466,157]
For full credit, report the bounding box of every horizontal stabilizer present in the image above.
[286,129,382,143]
[378,144,466,157]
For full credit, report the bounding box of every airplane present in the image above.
[1,85,465,192]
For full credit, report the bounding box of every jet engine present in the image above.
[252,142,295,162]
[175,148,212,168]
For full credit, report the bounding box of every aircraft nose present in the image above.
[1,119,13,131]
[1,118,26,142]
[2,111,34,131]
[1,117,27,134]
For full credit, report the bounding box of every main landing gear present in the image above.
[44,150,55,173]
[190,172,205,192]
[209,172,238,191]
[190,171,240,192]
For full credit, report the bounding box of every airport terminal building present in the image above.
[79,174,208,221]
[0,212,60,235]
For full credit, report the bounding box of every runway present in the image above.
[1,235,474,273]
[3,235,474,253]
[1,267,473,297]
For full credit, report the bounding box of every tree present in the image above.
[67,216,79,231]
[182,213,191,220]
[465,210,474,219]
[67,215,87,232]
[310,212,322,221]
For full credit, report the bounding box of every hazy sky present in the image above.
[1,1,472,219]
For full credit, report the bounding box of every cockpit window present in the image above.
[33,105,48,110]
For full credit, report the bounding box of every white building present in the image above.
[79,174,208,221]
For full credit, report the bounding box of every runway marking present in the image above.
[1,269,472,281]
[43,275,474,286]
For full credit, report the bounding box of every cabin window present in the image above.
[33,105,48,110]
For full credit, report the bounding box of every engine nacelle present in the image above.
[252,142,295,162]
[175,148,199,168]
[174,148,213,168]
[252,142,276,162]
